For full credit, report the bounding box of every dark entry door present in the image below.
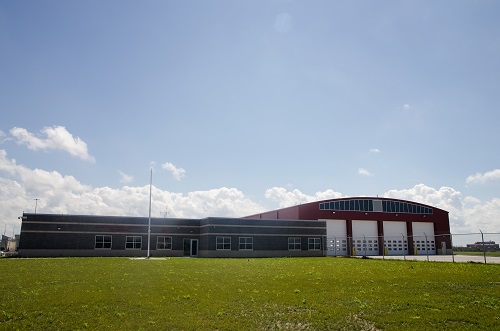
[190,239,198,257]
[183,239,191,257]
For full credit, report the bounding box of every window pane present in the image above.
[349,200,354,211]
[334,201,340,210]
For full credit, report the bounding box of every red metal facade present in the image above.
[244,197,451,255]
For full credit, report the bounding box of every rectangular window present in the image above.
[95,235,112,249]
[156,236,172,250]
[125,236,142,250]
[340,201,345,210]
[349,200,355,210]
[288,237,301,250]
[320,203,325,210]
[216,236,231,250]
[308,238,321,250]
[239,237,253,250]
[334,201,340,210]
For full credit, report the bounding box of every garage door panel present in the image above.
[324,220,347,256]
[383,221,408,255]
[412,222,436,255]
[352,220,378,256]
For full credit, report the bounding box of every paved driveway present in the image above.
[366,254,500,263]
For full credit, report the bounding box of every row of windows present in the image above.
[319,199,433,214]
[95,235,172,250]
[95,235,322,251]
[216,236,322,251]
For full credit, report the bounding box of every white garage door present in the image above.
[324,220,347,256]
[412,222,436,255]
[383,221,408,255]
[352,220,378,256]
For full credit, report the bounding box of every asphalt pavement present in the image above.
[362,254,500,263]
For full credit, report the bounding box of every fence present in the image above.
[325,231,500,263]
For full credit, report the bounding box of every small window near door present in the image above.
[239,237,253,250]
[216,236,231,250]
[157,236,172,250]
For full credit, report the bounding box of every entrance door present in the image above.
[183,239,191,257]
[190,239,198,257]
[183,239,198,257]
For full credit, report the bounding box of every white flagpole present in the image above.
[147,168,152,258]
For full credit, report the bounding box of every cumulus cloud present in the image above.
[118,171,134,184]
[358,168,372,176]
[1,149,500,242]
[9,126,95,163]
[0,149,264,229]
[265,187,342,208]
[466,169,500,185]
[162,162,186,181]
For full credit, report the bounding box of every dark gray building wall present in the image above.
[19,214,327,258]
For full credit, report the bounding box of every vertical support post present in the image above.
[363,235,366,257]
[402,233,406,261]
[424,232,429,262]
[334,236,337,257]
[480,229,486,264]
[450,233,455,263]
[382,235,385,260]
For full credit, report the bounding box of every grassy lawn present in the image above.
[0,257,499,330]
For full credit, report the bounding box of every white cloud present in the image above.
[0,149,264,229]
[162,162,186,181]
[466,169,500,185]
[358,168,372,176]
[118,171,134,184]
[369,148,380,153]
[265,187,342,208]
[403,104,411,110]
[1,150,500,243]
[9,126,95,163]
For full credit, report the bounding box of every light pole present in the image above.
[147,169,152,259]
[34,198,40,214]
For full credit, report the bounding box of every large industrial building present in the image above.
[18,197,450,258]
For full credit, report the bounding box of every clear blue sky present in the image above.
[1,1,499,236]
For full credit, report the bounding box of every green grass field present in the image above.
[1,257,499,330]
